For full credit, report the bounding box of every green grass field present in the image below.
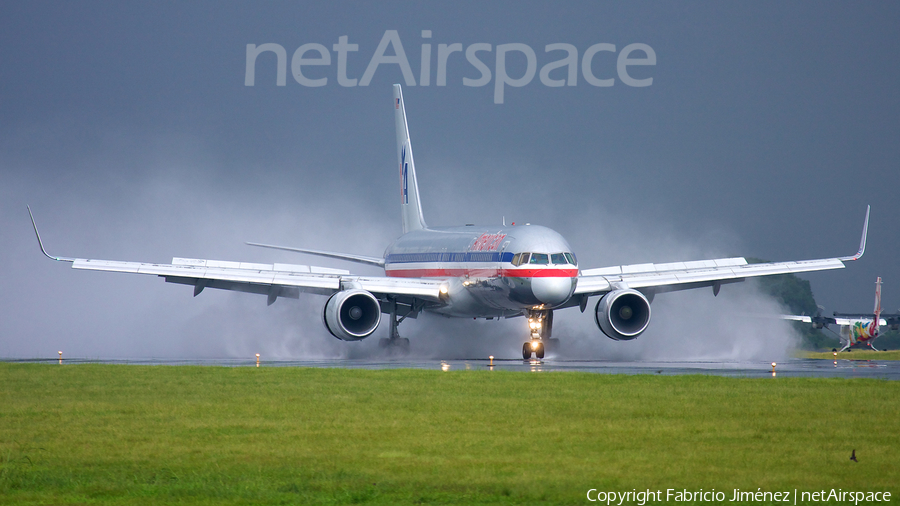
[1,364,897,505]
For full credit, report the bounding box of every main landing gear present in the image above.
[379,297,411,354]
[522,309,558,360]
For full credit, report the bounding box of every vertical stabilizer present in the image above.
[394,84,427,233]
[874,276,883,324]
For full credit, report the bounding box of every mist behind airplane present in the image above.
[30,85,870,359]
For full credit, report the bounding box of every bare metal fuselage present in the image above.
[383,224,578,318]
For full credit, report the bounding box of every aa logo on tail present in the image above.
[400,145,409,205]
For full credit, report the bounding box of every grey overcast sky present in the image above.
[1,1,897,359]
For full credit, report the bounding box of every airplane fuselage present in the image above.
[383,224,578,317]
[843,320,879,344]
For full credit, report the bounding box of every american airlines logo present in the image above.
[470,233,507,252]
[245,30,656,104]
[400,145,409,205]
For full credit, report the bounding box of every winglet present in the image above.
[839,205,869,261]
[27,206,75,262]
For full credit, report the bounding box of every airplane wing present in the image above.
[831,316,888,326]
[28,208,443,307]
[70,257,442,303]
[780,314,889,326]
[780,315,814,323]
[574,205,869,299]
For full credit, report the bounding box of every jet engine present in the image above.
[595,289,651,341]
[323,289,382,341]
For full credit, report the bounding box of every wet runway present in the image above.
[6,356,900,379]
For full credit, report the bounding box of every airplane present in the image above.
[782,277,900,352]
[29,84,871,360]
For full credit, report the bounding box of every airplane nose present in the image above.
[531,277,574,306]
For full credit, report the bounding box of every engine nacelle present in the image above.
[323,289,382,341]
[595,289,651,341]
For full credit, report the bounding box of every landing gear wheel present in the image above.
[398,337,410,352]
[535,342,545,359]
[522,342,532,360]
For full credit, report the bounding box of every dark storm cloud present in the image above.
[1,1,897,359]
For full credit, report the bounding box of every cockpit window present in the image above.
[551,253,567,265]
[529,253,549,265]
[565,252,576,265]
[511,252,530,266]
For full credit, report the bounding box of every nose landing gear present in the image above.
[522,309,555,360]
[523,339,545,360]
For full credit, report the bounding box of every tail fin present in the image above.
[874,276,883,324]
[394,84,427,234]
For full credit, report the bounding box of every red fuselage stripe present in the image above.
[385,267,578,278]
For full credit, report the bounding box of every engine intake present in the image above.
[323,289,382,341]
[595,289,651,341]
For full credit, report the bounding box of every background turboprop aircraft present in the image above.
[30,85,870,359]
[783,277,899,352]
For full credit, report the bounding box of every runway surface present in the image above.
[5,357,900,379]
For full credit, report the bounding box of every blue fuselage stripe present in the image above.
[386,252,515,264]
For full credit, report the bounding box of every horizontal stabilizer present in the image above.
[245,242,385,267]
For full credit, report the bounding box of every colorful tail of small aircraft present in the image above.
[783,277,900,352]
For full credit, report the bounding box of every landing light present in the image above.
[531,341,539,350]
